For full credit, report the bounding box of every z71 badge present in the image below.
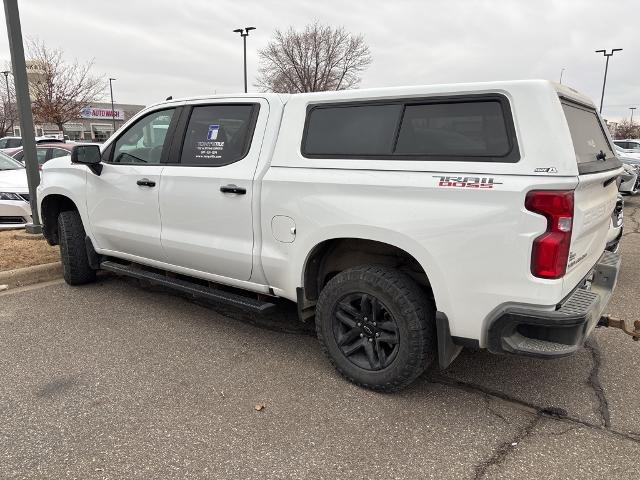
[433,176,502,189]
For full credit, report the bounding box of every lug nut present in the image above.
[368,338,373,342]
[375,332,380,337]
[373,322,377,326]
[357,322,362,327]
[364,317,368,321]
[360,333,364,338]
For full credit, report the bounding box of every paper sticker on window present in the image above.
[207,124,220,141]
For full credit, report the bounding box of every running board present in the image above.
[100,260,277,314]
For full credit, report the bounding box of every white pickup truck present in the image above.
[38,80,623,391]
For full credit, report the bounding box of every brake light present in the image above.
[525,190,574,279]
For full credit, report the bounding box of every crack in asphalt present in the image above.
[483,395,510,425]
[427,374,640,445]
[473,412,542,479]
[584,338,611,428]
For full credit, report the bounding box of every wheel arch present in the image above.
[300,234,445,311]
[40,193,81,245]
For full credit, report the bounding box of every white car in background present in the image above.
[614,139,640,151]
[614,143,640,160]
[0,152,31,229]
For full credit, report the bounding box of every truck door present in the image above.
[159,99,268,281]
[86,107,178,261]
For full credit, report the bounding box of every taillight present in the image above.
[525,190,574,279]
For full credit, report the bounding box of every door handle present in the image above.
[137,178,156,187]
[220,184,246,195]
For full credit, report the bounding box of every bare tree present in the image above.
[613,119,640,140]
[27,39,105,136]
[256,22,372,93]
[0,69,16,137]
[0,97,13,138]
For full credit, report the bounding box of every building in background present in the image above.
[25,102,145,142]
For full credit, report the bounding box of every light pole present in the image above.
[630,107,637,125]
[595,48,622,114]
[1,70,12,133]
[559,68,565,84]
[3,0,41,233]
[233,27,256,93]
[108,77,116,133]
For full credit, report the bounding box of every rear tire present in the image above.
[58,210,96,285]
[316,265,436,391]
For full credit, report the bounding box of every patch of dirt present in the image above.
[0,230,60,271]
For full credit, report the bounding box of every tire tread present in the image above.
[316,264,435,392]
[58,210,96,285]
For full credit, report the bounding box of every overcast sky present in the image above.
[0,0,637,121]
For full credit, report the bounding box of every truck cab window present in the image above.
[179,104,257,166]
[111,109,174,164]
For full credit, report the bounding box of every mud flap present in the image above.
[436,312,463,369]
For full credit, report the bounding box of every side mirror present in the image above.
[71,144,102,175]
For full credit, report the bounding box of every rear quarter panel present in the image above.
[260,167,578,343]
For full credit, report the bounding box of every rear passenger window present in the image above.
[303,104,402,156]
[302,97,517,161]
[180,104,258,166]
[395,102,510,156]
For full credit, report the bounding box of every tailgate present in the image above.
[563,170,619,296]
[560,99,622,296]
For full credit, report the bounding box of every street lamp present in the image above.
[3,0,41,233]
[631,107,637,125]
[1,70,12,133]
[108,77,116,133]
[595,48,623,114]
[233,27,256,93]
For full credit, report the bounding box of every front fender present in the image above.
[38,162,92,240]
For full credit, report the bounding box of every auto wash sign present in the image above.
[79,107,125,120]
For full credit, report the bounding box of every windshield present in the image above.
[0,151,24,170]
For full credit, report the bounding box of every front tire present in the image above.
[58,210,96,285]
[316,265,436,391]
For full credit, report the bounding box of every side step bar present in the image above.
[100,260,277,314]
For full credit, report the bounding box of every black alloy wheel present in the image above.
[333,293,399,371]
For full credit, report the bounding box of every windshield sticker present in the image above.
[433,176,502,189]
[207,124,220,140]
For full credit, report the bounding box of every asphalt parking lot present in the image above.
[1,198,640,479]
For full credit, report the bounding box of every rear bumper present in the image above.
[487,250,620,358]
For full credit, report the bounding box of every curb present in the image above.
[0,262,63,290]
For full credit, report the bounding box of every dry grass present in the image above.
[0,230,60,271]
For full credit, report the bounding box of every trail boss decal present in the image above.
[433,176,502,189]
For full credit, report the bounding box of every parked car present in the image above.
[614,139,640,151]
[0,136,23,150]
[0,135,66,152]
[615,145,640,162]
[619,163,639,194]
[0,151,31,229]
[38,80,623,391]
[6,143,76,169]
